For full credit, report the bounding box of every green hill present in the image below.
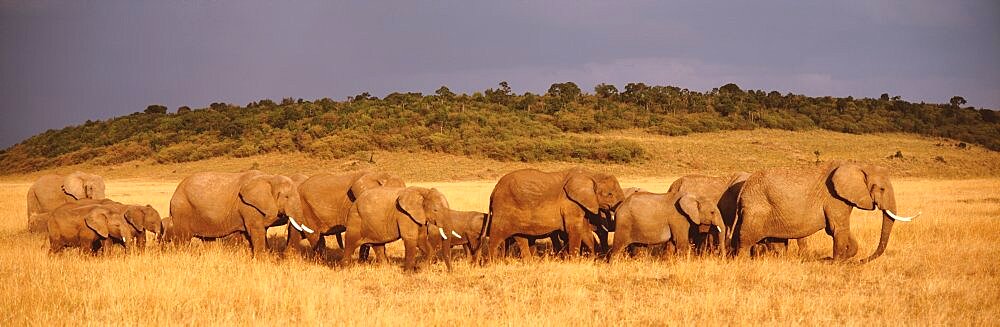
[2,82,997,174]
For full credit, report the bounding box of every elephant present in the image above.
[341,186,453,271]
[46,203,135,254]
[427,209,487,258]
[733,161,919,262]
[608,191,726,261]
[481,168,625,262]
[69,199,163,250]
[666,172,749,253]
[26,172,106,232]
[166,170,303,256]
[288,171,406,258]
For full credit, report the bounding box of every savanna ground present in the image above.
[1,130,998,325]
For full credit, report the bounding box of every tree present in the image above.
[719,83,742,94]
[435,86,455,99]
[594,83,619,98]
[176,106,191,114]
[950,96,967,108]
[144,104,167,114]
[485,81,513,105]
[547,82,582,102]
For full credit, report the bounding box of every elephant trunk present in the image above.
[717,225,727,257]
[860,211,894,263]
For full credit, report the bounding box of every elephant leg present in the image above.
[735,231,762,258]
[359,245,372,262]
[672,228,691,258]
[245,226,267,257]
[581,232,596,257]
[515,237,532,259]
[402,237,419,271]
[607,235,629,263]
[565,231,582,259]
[795,238,810,256]
[485,229,513,263]
[336,233,345,249]
[339,230,363,266]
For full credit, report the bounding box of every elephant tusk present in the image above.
[885,209,920,222]
[439,228,448,239]
[289,217,314,234]
[715,225,722,233]
[451,231,462,239]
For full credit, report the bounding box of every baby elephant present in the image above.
[609,191,725,261]
[427,209,488,258]
[341,186,453,271]
[47,204,136,254]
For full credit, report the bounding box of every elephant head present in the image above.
[677,193,727,254]
[240,175,304,227]
[398,187,451,228]
[62,172,106,200]
[350,172,406,200]
[124,205,163,235]
[830,163,919,262]
[85,207,132,243]
[564,170,625,231]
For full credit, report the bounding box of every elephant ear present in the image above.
[677,193,702,225]
[349,173,382,200]
[398,188,427,225]
[143,205,162,234]
[62,173,86,200]
[240,177,278,217]
[85,209,111,238]
[831,164,875,210]
[564,173,599,214]
[123,206,145,232]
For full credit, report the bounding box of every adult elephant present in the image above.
[667,172,748,253]
[287,171,405,256]
[166,170,303,256]
[481,168,624,261]
[26,172,106,232]
[341,186,453,271]
[609,191,725,261]
[733,161,919,262]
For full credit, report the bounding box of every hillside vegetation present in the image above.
[1,82,997,174]
[3,129,998,182]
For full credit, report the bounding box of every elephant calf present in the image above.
[427,209,487,258]
[609,191,726,261]
[47,204,136,254]
[341,186,454,271]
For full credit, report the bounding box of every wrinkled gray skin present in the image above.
[734,161,917,262]
[427,209,487,258]
[667,173,748,254]
[166,170,304,257]
[26,172,106,232]
[609,191,725,261]
[341,187,453,272]
[47,204,133,254]
[289,171,406,258]
[482,168,624,263]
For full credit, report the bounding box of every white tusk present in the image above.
[289,217,314,234]
[715,225,722,233]
[439,227,448,239]
[885,209,920,222]
[288,217,304,232]
[451,231,462,239]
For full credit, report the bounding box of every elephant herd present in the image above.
[27,161,919,271]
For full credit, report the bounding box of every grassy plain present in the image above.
[1,129,998,325]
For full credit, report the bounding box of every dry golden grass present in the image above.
[1,177,998,325]
[1,130,999,325]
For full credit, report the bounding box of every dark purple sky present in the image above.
[2,1,998,148]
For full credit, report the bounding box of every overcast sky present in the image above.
[1,0,998,148]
